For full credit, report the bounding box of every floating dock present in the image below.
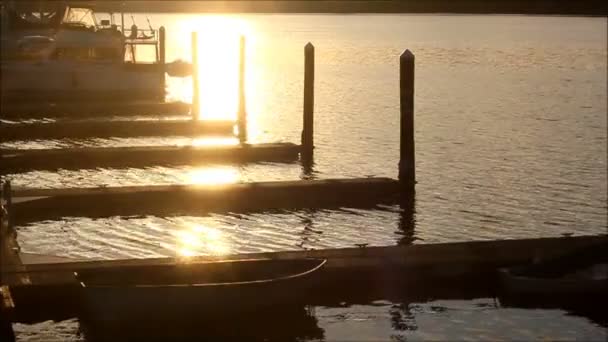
[2,232,606,323]
[0,101,191,119]
[0,119,235,141]
[10,178,402,225]
[0,142,301,173]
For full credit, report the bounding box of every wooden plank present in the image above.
[0,142,301,172]
[0,101,190,119]
[11,178,402,224]
[0,119,235,141]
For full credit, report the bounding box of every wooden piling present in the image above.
[0,287,15,342]
[159,26,166,102]
[301,42,315,160]
[399,50,415,189]
[191,32,200,119]
[237,36,247,143]
[2,181,12,230]
[159,26,166,65]
[1,183,18,342]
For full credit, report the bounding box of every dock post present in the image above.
[2,181,11,229]
[399,50,415,189]
[159,26,166,102]
[191,32,200,119]
[159,26,166,65]
[237,36,247,143]
[0,319,15,342]
[301,42,315,160]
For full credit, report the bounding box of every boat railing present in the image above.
[122,28,160,63]
[123,28,158,45]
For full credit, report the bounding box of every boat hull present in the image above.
[499,268,608,297]
[1,61,165,103]
[76,259,326,322]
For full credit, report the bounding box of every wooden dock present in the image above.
[0,47,425,329]
[2,234,606,323]
[11,178,402,225]
[1,183,20,341]
[0,119,235,141]
[0,101,191,119]
[0,142,301,173]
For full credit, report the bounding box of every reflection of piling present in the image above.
[301,42,315,161]
[159,26,166,102]
[191,32,200,119]
[237,36,247,143]
[399,50,415,189]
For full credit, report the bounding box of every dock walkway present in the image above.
[0,119,235,141]
[11,178,401,224]
[1,234,606,323]
[1,142,301,173]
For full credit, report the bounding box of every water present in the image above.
[3,14,607,340]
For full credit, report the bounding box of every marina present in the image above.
[0,3,606,341]
[2,184,607,323]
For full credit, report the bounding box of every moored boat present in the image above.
[498,241,608,300]
[75,258,326,321]
[0,1,171,105]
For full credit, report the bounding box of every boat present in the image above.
[0,1,174,105]
[75,258,326,321]
[498,240,608,300]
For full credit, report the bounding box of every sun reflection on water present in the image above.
[176,224,231,257]
[183,166,239,185]
[189,136,239,147]
[163,15,266,142]
[173,16,259,121]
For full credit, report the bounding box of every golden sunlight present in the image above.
[176,224,230,257]
[175,16,259,122]
[183,166,239,185]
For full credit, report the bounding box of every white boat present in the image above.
[0,1,167,104]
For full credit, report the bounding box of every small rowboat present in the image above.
[499,241,608,300]
[75,258,326,321]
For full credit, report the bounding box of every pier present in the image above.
[0,119,235,142]
[11,178,401,225]
[1,143,302,173]
[0,101,191,120]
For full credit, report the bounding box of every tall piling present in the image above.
[301,42,315,161]
[191,32,200,119]
[1,181,17,342]
[2,181,12,229]
[399,50,415,189]
[159,26,166,102]
[159,26,166,65]
[237,36,247,143]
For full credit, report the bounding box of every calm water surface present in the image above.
[3,14,607,340]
